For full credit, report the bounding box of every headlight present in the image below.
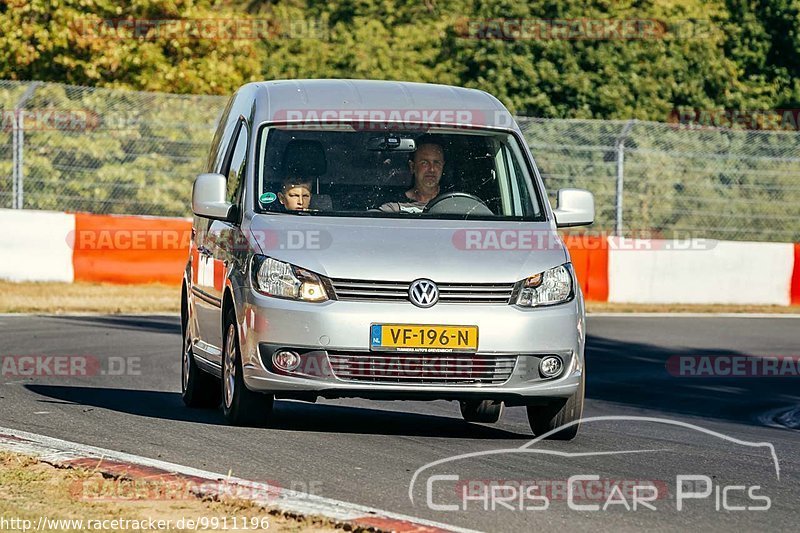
[513,264,573,307]
[251,256,329,302]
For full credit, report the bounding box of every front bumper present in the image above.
[238,286,585,403]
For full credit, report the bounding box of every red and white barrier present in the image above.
[0,209,75,282]
[607,238,797,306]
[0,209,190,285]
[71,212,191,284]
[1,208,799,306]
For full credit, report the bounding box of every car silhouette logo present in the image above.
[408,279,439,308]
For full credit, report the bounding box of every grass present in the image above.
[0,281,798,315]
[0,451,341,533]
[586,302,800,314]
[0,281,180,314]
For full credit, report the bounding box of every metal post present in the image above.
[16,112,24,209]
[615,144,624,236]
[11,109,18,209]
[615,119,636,237]
[12,82,41,209]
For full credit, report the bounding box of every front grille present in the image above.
[330,278,515,304]
[327,352,517,385]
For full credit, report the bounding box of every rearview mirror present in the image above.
[367,135,416,151]
[553,188,594,228]
[192,173,234,221]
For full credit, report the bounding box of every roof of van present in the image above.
[245,79,517,130]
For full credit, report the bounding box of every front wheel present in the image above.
[221,310,274,426]
[181,308,221,408]
[526,372,585,440]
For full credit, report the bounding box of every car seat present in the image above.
[282,139,332,210]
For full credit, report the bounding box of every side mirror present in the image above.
[553,188,594,228]
[192,173,234,221]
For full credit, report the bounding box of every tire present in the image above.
[460,400,504,423]
[181,305,221,408]
[221,309,274,426]
[526,372,585,440]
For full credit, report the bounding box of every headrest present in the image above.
[310,194,333,211]
[282,140,327,177]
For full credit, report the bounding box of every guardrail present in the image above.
[2,209,797,305]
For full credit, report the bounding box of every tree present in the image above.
[0,0,262,95]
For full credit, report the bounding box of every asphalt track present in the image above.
[0,314,798,532]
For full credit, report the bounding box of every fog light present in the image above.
[539,356,563,378]
[273,350,301,372]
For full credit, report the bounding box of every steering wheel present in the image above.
[423,192,491,215]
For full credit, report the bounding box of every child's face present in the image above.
[279,185,311,210]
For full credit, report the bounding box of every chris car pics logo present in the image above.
[409,416,778,513]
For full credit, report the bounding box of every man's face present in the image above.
[409,143,444,192]
[279,185,311,211]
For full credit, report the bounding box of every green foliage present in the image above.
[1,0,798,117]
[0,0,262,95]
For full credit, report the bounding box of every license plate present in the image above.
[370,324,478,352]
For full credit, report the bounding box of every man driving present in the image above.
[378,138,445,213]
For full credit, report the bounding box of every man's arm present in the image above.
[377,201,425,213]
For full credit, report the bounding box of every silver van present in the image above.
[182,79,594,438]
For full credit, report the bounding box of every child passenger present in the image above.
[278,178,312,211]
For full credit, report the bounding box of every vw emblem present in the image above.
[408,279,439,308]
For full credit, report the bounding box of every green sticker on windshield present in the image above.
[260,192,277,204]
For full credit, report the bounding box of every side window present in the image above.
[223,121,248,205]
[207,97,235,172]
[510,146,536,217]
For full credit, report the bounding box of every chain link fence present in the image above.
[2,80,799,241]
[0,80,222,217]
[518,117,800,242]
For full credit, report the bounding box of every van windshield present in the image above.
[255,127,544,220]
